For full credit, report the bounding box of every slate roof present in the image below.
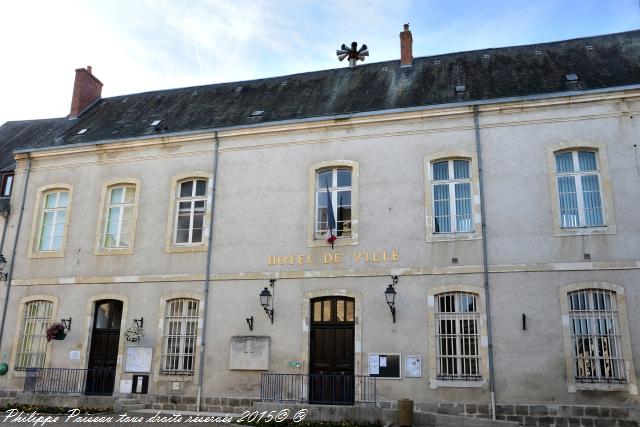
[0,118,67,171]
[3,29,640,159]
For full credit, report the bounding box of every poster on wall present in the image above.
[125,346,153,373]
[405,355,422,378]
[368,353,401,378]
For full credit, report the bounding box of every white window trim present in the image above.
[431,160,473,234]
[427,285,489,389]
[94,178,141,256]
[154,292,203,381]
[8,295,59,378]
[424,151,482,242]
[559,282,637,394]
[165,172,212,253]
[28,184,73,259]
[307,160,359,247]
[546,143,616,237]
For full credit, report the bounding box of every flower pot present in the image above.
[54,332,67,340]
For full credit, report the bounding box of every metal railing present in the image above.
[261,373,376,405]
[24,367,116,395]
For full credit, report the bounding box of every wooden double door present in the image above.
[309,296,355,404]
[86,300,122,395]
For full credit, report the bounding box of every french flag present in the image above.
[325,183,337,248]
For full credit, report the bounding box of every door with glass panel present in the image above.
[86,300,122,395]
[309,297,355,404]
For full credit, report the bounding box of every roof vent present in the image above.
[565,73,579,82]
[250,110,264,117]
[121,97,128,103]
[434,60,441,65]
[455,84,466,93]
[150,119,162,127]
[535,50,542,56]
[482,54,489,59]
[381,66,388,72]
[586,44,593,50]
[235,86,243,93]
[76,128,88,135]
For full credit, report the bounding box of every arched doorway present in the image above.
[86,299,122,395]
[309,296,355,404]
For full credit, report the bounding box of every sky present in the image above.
[0,0,639,125]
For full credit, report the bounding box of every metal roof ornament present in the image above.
[336,41,369,68]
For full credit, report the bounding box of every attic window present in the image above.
[250,110,264,117]
[482,54,489,59]
[434,60,441,65]
[535,50,542,56]
[235,86,243,93]
[150,119,162,127]
[280,81,288,88]
[77,128,88,135]
[454,84,466,93]
[586,44,593,50]
[565,73,579,82]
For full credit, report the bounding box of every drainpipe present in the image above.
[0,157,31,349]
[473,106,496,420]
[197,131,221,411]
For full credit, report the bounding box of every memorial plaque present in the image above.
[229,336,270,370]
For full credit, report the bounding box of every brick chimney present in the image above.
[400,23,413,67]
[69,66,103,119]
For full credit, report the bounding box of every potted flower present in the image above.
[46,323,66,341]
[124,326,144,343]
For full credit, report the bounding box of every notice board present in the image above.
[368,353,401,378]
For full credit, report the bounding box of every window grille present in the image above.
[103,185,135,248]
[432,159,473,233]
[315,168,352,238]
[435,292,481,380]
[174,179,207,244]
[555,151,604,228]
[162,298,199,374]
[16,300,53,370]
[38,191,68,251]
[568,289,625,383]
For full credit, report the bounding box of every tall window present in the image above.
[555,150,604,228]
[38,191,68,251]
[1,173,14,197]
[103,185,135,248]
[568,289,625,383]
[174,179,207,244]
[162,298,199,374]
[16,300,53,370]
[431,159,472,233]
[315,168,352,238]
[435,292,481,381]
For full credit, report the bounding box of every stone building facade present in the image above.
[0,27,639,426]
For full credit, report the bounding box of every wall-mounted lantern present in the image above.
[260,279,276,323]
[385,275,398,323]
[133,317,144,329]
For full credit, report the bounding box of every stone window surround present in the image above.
[307,160,359,248]
[427,284,490,389]
[94,178,141,256]
[27,184,73,259]
[8,295,59,378]
[559,281,637,394]
[153,292,203,382]
[546,142,616,237]
[423,151,482,242]
[164,172,213,253]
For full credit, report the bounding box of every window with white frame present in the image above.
[435,292,481,381]
[315,168,352,238]
[174,179,207,245]
[568,289,625,383]
[431,159,473,233]
[555,150,604,228]
[1,173,14,197]
[38,190,68,251]
[103,185,135,248]
[161,298,199,374]
[15,300,53,370]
